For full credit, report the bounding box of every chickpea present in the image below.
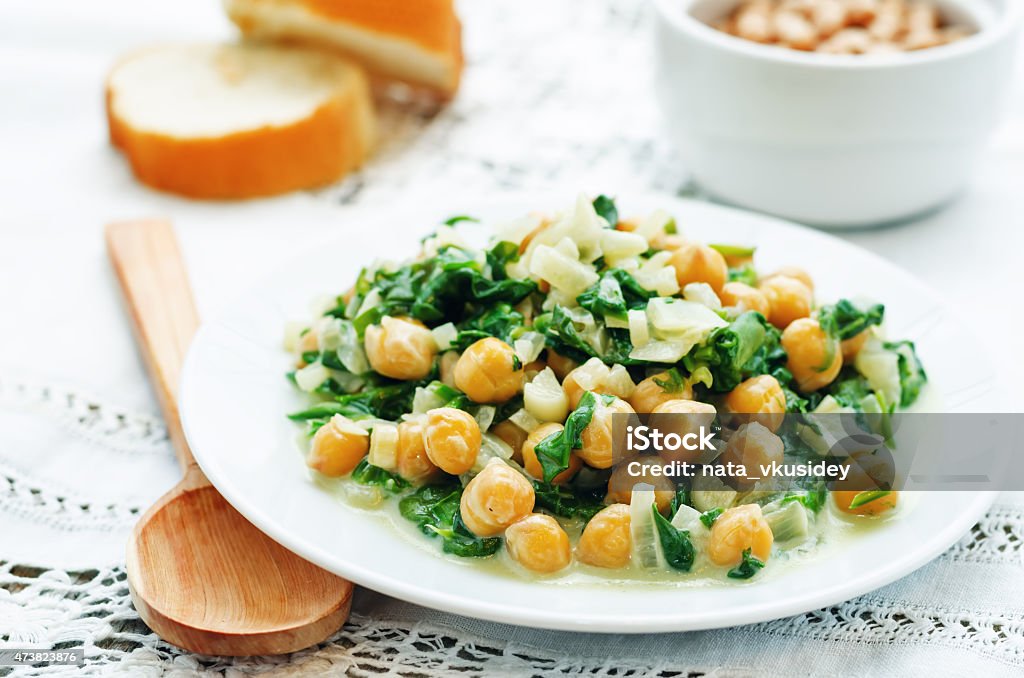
[422,407,481,475]
[724,375,786,432]
[306,414,369,477]
[649,399,717,465]
[782,318,842,392]
[563,358,632,409]
[628,371,693,413]
[721,251,753,269]
[759,275,813,329]
[364,316,437,381]
[606,456,675,513]
[395,418,441,485]
[719,282,770,318]
[546,349,578,381]
[522,422,583,484]
[296,329,319,366]
[439,350,460,388]
[669,243,728,293]
[460,458,535,537]
[578,397,637,469]
[577,504,632,569]
[454,337,524,404]
[841,330,869,362]
[832,490,900,517]
[505,514,571,573]
[763,265,814,292]
[835,452,897,503]
[707,504,773,567]
[491,420,528,464]
[650,232,688,251]
[718,422,784,489]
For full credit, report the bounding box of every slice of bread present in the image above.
[224,0,462,98]
[106,43,375,199]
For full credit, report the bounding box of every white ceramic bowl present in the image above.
[652,0,1023,228]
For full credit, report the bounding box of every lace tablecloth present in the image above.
[2,0,1023,675]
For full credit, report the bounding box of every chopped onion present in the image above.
[630,487,667,569]
[469,433,514,474]
[335,320,370,374]
[616,256,641,273]
[508,407,542,433]
[634,209,676,242]
[606,364,637,398]
[647,297,728,336]
[355,289,382,319]
[682,283,722,310]
[564,194,605,262]
[283,321,306,352]
[629,339,691,364]
[690,476,738,513]
[412,386,446,414]
[342,483,384,509]
[854,338,902,408]
[495,214,545,246]
[474,405,497,433]
[529,244,599,297]
[635,255,680,296]
[422,225,466,258]
[605,314,630,329]
[524,368,570,423]
[600,229,648,263]
[367,422,399,471]
[513,331,545,365]
[553,236,580,260]
[431,322,458,351]
[295,362,329,392]
[308,293,336,317]
[327,368,363,394]
[628,309,650,348]
[317,317,343,351]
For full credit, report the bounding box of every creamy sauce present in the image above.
[304,386,935,585]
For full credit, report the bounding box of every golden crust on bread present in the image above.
[106,43,375,199]
[225,0,463,97]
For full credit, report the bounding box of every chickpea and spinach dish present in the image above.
[285,196,926,580]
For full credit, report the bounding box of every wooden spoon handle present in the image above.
[106,220,201,474]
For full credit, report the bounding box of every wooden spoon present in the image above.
[107,220,353,656]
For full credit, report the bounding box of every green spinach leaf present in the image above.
[534,391,609,482]
[727,548,766,579]
[576,269,653,320]
[684,311,787,393]
[653,504,695,572]
[592,195,618,226]
[452,303,524,351]
[351,458,409,493]
[399,484,501,558]
[699,507,724,529]
[532,481,605,521]
[884,340,927,407]
[819,299,885,341]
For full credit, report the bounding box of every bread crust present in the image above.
[225,0,463,97]
[106,45,375,199]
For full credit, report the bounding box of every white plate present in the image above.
[180,193,998,633]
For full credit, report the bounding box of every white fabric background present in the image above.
[1,0,1023,675]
